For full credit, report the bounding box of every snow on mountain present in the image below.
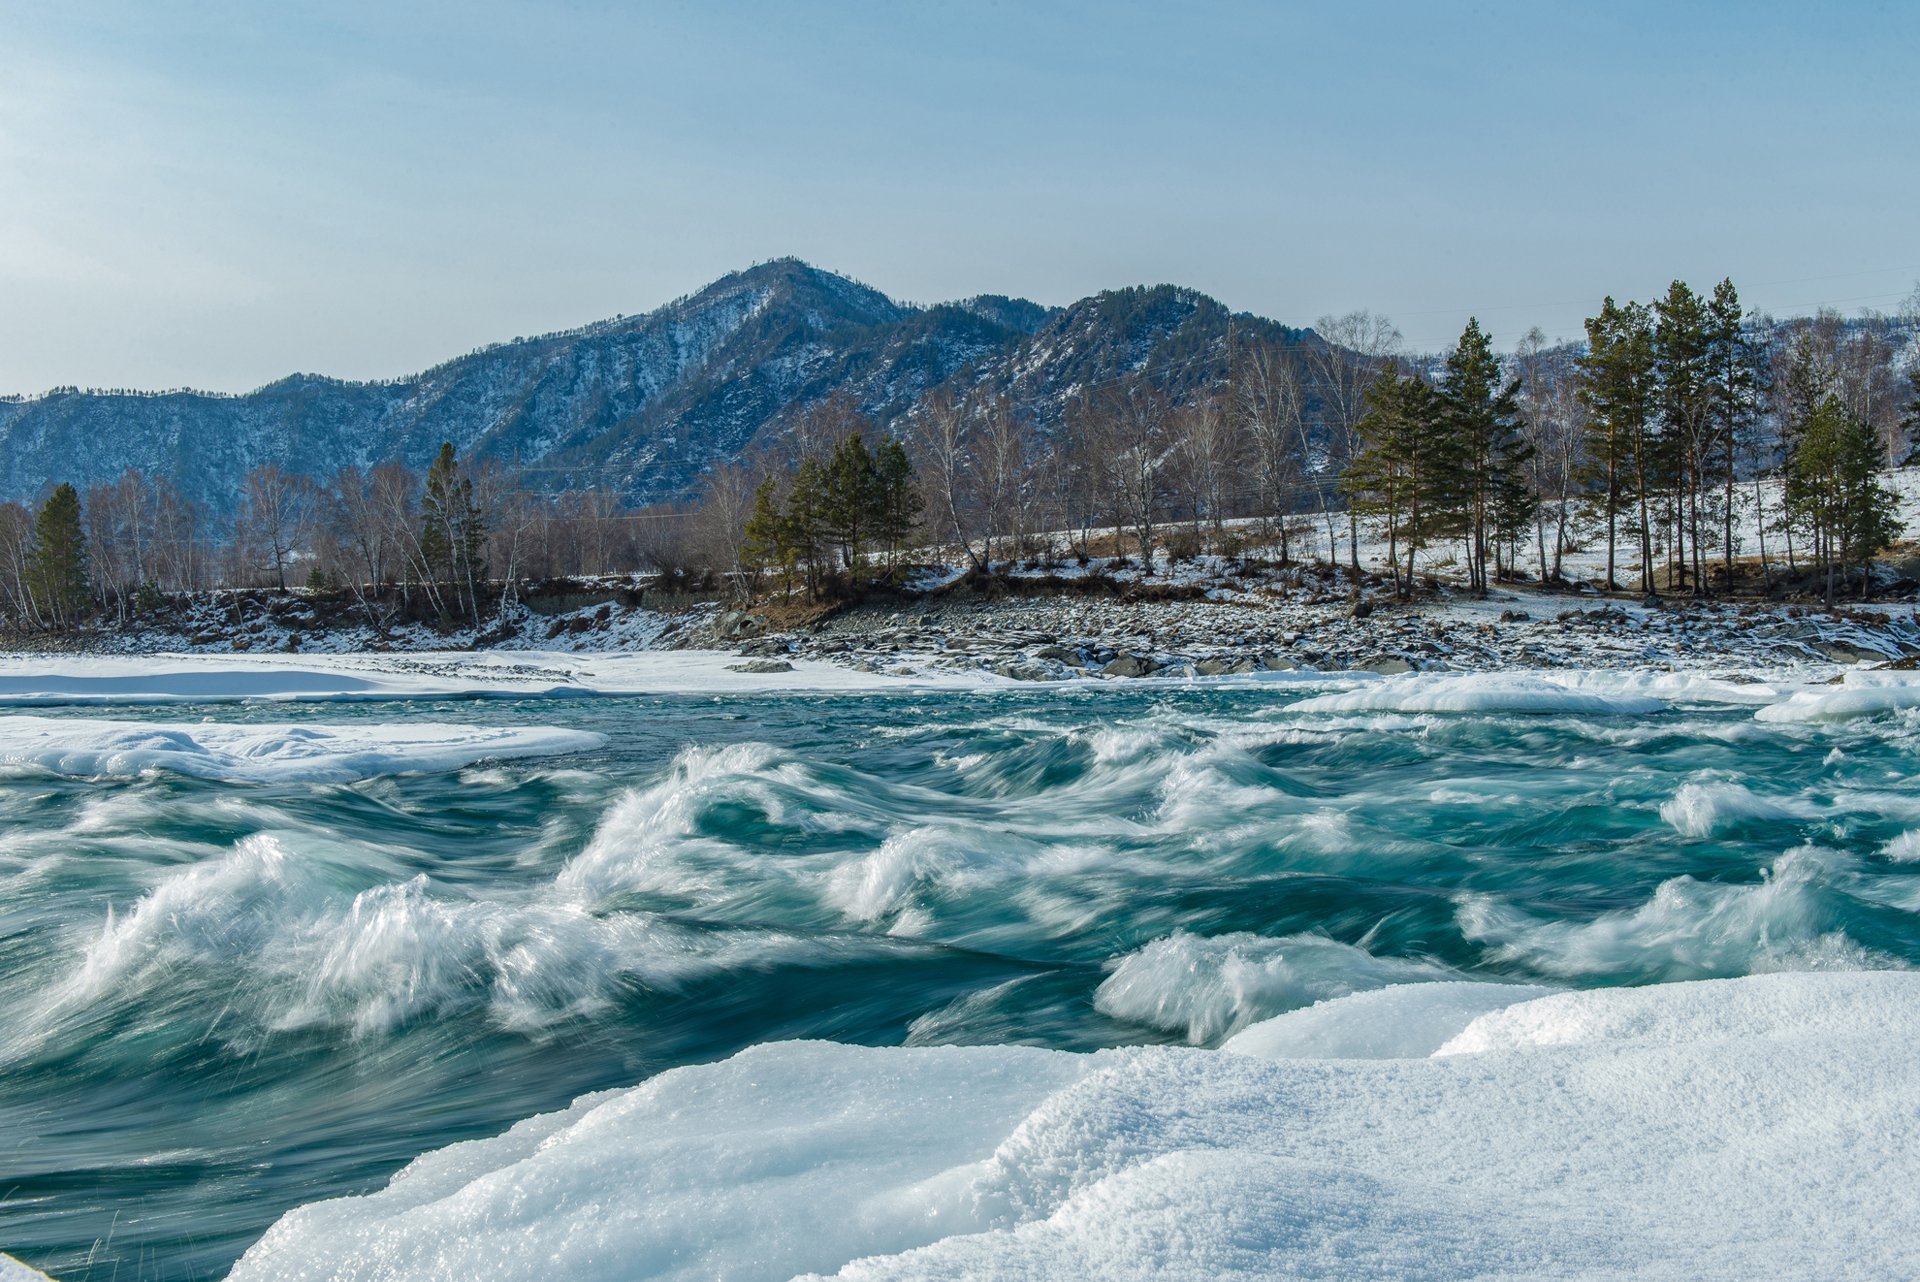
[0,261,1312,519]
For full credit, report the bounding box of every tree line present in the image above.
[3,282,1915,630]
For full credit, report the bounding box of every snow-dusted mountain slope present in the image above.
[0,260,1310,515]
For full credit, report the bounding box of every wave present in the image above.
[1455,847,1897,982]
[1093,931,1459,1044]
[0,715,601,784]
[1285,673,1666,717]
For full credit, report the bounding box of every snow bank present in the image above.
[1287,673,1665,716]
[0,716,602,783]
[1755,669,1920,722]
[0,1255,55,1282]
[1222,981,1558,1060]
[0,649,979,707]
[231,972,1920,1281]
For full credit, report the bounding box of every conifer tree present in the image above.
[1706,279,1762,588]
[28,483,91,630]
[821,432,879,574]
[1654,281,1714,593]
[1342,370,1445,597]
[870,436,923,568]
[740,478,786,597]
[784,456,830,597]
[1579,299,1657,591]
[1437,319,1530,595]
[1784,396,1902,603]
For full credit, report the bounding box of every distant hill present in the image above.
[0,258,1314,514]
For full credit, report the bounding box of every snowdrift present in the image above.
[231,972,1920,1280]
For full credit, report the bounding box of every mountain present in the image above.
[0,259,1312,515]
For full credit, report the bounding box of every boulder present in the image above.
[726,659,794,674]
[715,611,767,641]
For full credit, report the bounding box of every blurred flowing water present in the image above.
[5,683,1920,1279]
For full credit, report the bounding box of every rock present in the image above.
[1101,653,1160,678]
[993,659,1059,681]
[726,659,794,674]
[1816,640,1883,665]
[715,610,768,641]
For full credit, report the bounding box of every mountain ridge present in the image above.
[0,258,1312,514]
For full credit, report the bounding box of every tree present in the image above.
[28,483,91,630]
[1437,318,1530,595]
[870,437,923,568]
[1783,395,1903,603]
[1237,338,1307,562]
[1512,330,1586,583]
[1654,281,1714,593]
[238,464,312,591]
[1579,298,1657,591]
[1705,280,1763,589]
[1307,311,1402,570]
[419,443,488,627]
[820,432,879,574]
[1342,369,1446,597]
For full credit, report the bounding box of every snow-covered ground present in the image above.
[0,649,995,706]
[228,971,1920,1281]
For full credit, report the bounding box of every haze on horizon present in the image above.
[1,0,1914,395]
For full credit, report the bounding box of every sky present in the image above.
[1,0,1915,393]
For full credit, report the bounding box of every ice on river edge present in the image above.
[229,972,1920,1281]
[0,716,603,783]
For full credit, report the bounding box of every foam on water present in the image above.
[1286,673,1665,717]
[1455,846,1896,981]
[0,715,602,783]
[12,680,1920,1280]
[1093,931,1459,1044]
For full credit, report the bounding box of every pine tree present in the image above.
[783,457,830,597]
[740,478,786,597]
[1705,279,1762,589]
[28,483,91,630]
[1437,319,1530,595]
[1579,299,1657,592]
[1784,396,1903,603]
[1341,370,1446,597]
[820,432,879,575]
[1654,281,1715,593]
[870,437,923,569]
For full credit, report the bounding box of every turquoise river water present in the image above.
[3,680,1919,1279]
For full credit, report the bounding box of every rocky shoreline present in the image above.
[17,569,1920,682]
[691,584,1920,682]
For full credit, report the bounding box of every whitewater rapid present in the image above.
[7,668,1920,1277]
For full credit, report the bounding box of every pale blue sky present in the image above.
[1,0,1914,391]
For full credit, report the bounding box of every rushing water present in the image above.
[4,680,1920,1279]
